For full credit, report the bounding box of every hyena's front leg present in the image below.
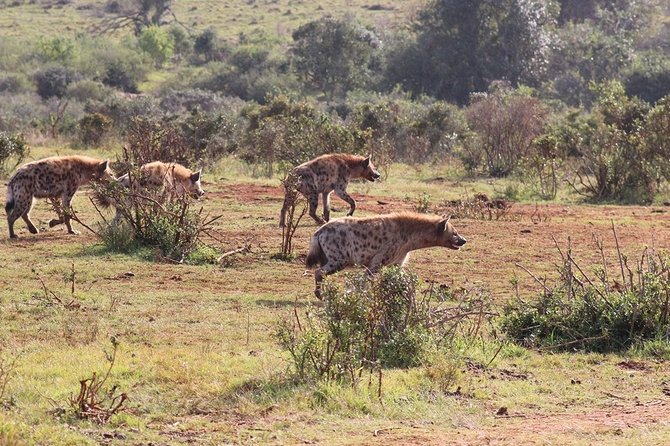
[21,209,38,234]
[334,186,356,216]
[61,192,79,235]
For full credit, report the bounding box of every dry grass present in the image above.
[0,0,421,41]
[1,151,670,444]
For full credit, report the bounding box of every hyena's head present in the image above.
[93,160,115,182]
[185,169,205,199]
[436,217,467,250]
[359,155,381,182]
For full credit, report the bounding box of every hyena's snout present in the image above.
[455,235,467,247]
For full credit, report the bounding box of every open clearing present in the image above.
[1,168,670,445]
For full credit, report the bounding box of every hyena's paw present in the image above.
[67,229,81,235]
[48,218,63,228]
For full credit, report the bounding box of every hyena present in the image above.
[279,153,381,227]
[95,161,204,221]
[5,155,114,238]
[306,212,467,298]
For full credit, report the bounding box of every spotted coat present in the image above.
[5,155,114,238]
[305,212,467,298]
[279,153,381,227]
[97,161,204,222]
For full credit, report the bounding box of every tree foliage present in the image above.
[292,16,381,99]
[138,25,174,67]
[400,0,556,104]
[97,0,178,36]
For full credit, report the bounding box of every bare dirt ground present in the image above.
[209,183,670,300]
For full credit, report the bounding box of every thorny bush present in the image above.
[502,227,670,352]
[95,147,221,263]
[276,267,493,389]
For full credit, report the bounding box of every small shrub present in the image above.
[276,267,492,387]
[185,245,219,265]
[78,112,112,147]
[68,337,128,424]
[0,132,28,175]
[34,65,78,99]
[412,193,432,213]
[102,61,139,93]
[93,157,221,263]
[465,87,548,177]
[97,221,138,254]
[442,194,515,221]
[277,171,307,260]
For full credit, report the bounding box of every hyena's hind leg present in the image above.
[307,191,325,225]
[333,185,356,217]
[21,207,39,234]
[313,258,347,300]
[7,195,34,238]
[321,191,331,222]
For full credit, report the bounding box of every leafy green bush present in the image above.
[138,25,174,68]
[564,81,656,203]
[0,132,29,175]
[97,221,138,254]
[78,112,112,147]
[94,167,220,263]
[276,267,491,384]
[502,236,670,352]
[34,65,78,99]
[241,95,365,176]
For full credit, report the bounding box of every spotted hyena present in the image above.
[95,161,204,221]
[305,212,467,298]
[5,155,114,238]
[279,153,381,227]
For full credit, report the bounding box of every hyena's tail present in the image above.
[91,188,112,208]
[306,234,327,268]
[92,174,125,209]
[5,181,14,215]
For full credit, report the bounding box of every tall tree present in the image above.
[291,16,381,100]
[401,0,556,104]
[95,0,180,36]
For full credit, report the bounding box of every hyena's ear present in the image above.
[97,160,110,173]
[190,169,202,183]
[362,155,371,167]
[437,217,450,233]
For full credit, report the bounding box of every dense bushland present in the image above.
[0,0,669,202]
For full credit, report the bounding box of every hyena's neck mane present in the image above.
[391,213,444,251]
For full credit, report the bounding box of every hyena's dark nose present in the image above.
[456,236,467,246]
[372,171,381,180]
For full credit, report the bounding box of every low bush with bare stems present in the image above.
[442,193,516,221]
[68,337,128,424]
[503,223,670,352]
[93,148,221,263]
[275,267,494,395]
[276,171,307,260]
